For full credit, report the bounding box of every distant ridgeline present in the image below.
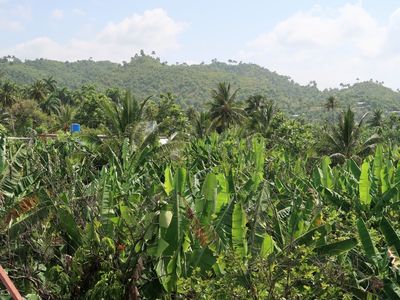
[1,54,400,119]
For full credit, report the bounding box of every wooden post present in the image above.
[0,265,23,300]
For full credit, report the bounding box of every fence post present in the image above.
[0,265,23,300]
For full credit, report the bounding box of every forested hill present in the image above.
[1,55,400,116]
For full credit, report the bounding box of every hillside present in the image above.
[1,55,400,117]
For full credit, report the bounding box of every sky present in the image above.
[1,0,400,89]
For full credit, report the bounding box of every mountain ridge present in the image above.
[1,55,400,117]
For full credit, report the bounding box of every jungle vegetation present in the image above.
[1,73,400,299]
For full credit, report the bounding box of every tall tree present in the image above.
[57,105,75,132]
[245,95,265,114]
[209,82,244,133]
[0,81,18,108]
[368,109,383,128]
[102,91,151,137]
[326,106,379,160]
[245,95,275,137]
[325,96,338,123]
[40,94,61,115]
[55,87,74,106]
[43,76,57,93]
[28,80,48,103]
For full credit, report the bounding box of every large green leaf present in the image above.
[315,238,357,256]
[164,168,187,251]
[347,159,361,180]
[356,219,377,262]
[295,224,331,247]
[0,136,5,174]
[164,166,173,196]
[216,173,229,213]
[159,210,173,228]
[201,173,217,224]
[383,279,400,299]
[359,161,371,206]
[381,164,391,194]
[260,234,274,258]
[320,156,333,189]
[174,168,186,196]
[380,216,400,255]
[232,202,248,259]
[252,138,265,189]
[58,206,82,251]
[373,144,383,185]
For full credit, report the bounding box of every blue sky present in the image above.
[1,0,400,89]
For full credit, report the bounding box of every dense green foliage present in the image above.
[2,76,400,299]
[1,54,400,118]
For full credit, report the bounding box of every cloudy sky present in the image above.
[1,0,400,89]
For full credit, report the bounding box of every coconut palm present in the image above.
[0,81,18,108]
[209,82,244,133]
[191,111,211,138]
[368,109,383,128]
[245,95,275,137]
[245,94,266,114]
[40,94,61,115]
[326,106,379,160]
[105,88,123,104]
[250,101,275,137]
[325,96,338,123]
[102,91,151,138]
[56,105,75,132]
[28,80,48,103]
[43,76,57,93]
[55,87,74,105]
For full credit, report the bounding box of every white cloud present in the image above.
[51,9,64,19]
[13,4,31,20]
[97,9,186,51]
[0,2,29,31]
[240,3,400,89]
[0,19,22,31]
[1,8,187,62]
[72,8,85,16]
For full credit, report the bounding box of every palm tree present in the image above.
[191,111,211,138]
[102,91,151,138]
[325,96,338,123]
[252,102,275,137]
[40,94,61,115]
[55,87,74,105]
[43,76,57,93]
[209,82,244,133]
[28,80,48,103]
[245,95,275,137]
[57,105,75,132]
[245,95,266,114]
[105,88,123,104]
[326,106,379,160]
[0,81,18,108]
[368,109,383,128]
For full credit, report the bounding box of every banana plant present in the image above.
[355,217,400,298]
